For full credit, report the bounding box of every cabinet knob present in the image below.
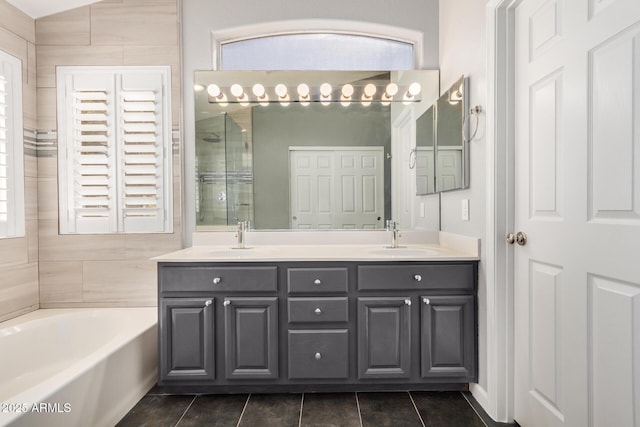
[212,277,222,285]
[423,298,430,305]
[314,279,322,285]
[205,299,212,307]
[314,308,322,315]
[223,300,231,306]
[414,274,422,282]
[404,299,412,306]
[314,352,322,360]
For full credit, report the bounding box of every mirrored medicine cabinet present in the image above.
[415,75,470,195]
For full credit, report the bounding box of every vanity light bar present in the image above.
[205,82,421,105]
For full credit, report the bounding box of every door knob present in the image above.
[515,231,527,246]
[507,232,527,246]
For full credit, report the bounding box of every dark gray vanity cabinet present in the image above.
[157,260,477,392]
[159,298,215,382]
[286,267,350,381]
[357,297,412,379]
[224,297,278,379]
[421,295,475,379]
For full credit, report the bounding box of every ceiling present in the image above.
[6,0,103,19]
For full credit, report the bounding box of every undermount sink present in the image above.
[368,247,440,257]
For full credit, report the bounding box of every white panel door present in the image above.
[333,149,384,229]
[289,150,334,229]
[289,147,384,229]
[436,148,462,192]
[514,1,640,427]
[416,147,434,195]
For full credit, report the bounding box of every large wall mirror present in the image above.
[415,75,469,195]
[194,70,439,231]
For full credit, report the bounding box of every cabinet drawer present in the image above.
[357,263,474,291]
[288,297,349,323]
[287,268,348,294]
[160,265,277,292]
[288,330,349,379]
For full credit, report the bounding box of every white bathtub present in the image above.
[0,308,157,427]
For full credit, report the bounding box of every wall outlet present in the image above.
[419,202,425,218]
[461,199,470,221]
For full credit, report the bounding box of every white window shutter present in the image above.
[0,51,25,239]
[118,71,171,233]
[58,66,172,234]
[0,71,8,231]
[59,72,117,234]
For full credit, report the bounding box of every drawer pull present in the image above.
[212,277,222,285]
[314,352,322,360]
[404,299,412,306]
[314,279,322,285]
[423,298,430,305]
[223,300,231,306]
[205,299,212,307]
[414,274,422,282]
[314,308,322,315]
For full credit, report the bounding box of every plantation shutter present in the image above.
[0,51,24,238]
[59,72,117,233]
[118,72,168,233]
[0,69,8,231]
[58,67,171,234]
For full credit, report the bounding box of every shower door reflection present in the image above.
[196,112,254,226]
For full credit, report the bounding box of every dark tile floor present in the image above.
[117,387,516,427]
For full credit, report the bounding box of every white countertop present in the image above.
[152,242,479,263]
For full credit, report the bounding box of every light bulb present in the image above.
[275,84,288,98]
[341,84,354,98]
[207,84,221,97]
[363,83,376,98]
[252,83,266,98]
[320,83,332,97]
[297,83,310,98]
[408,82,422,96]
[385,83,398,97]
[230,84,244,98]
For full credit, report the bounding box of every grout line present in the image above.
[408,392,426,427]
[236,393,251,427]
[173,395,197,427]
[298,393,304,427]
[355,392,364,427]
[461,392,489,427]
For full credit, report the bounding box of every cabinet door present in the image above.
[160,298,215,382]
[224,297,278,379]
[357,297,412,379]
[421,295,475,380]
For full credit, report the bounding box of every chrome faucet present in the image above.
[235,221,249,249]
[386,220,401,248]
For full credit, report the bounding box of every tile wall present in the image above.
[35,0,182,308]
[0,0,183,319]
[0,1,39,322]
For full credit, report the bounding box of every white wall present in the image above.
[439,0,489,407]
